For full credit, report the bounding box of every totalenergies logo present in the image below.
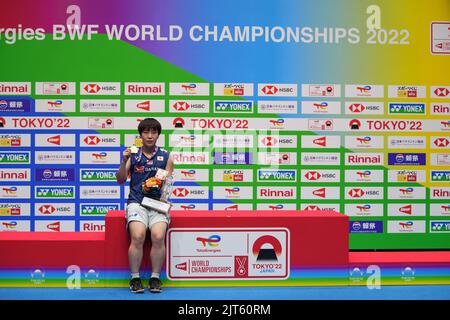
[196,235,221,247]
[181,83,197,92]
[399,187,414,195]
[92,152,107,160]
[225,187,240,195]
[356,171,371,179]
[356,85,371,93]
[357,204,371,212]
[181,170,196,178]
[269,204,284,211]
[269,119,284,127]
[356,136,371,144]
[252,235,282,262]
[399,221,414,230]
[180,135,196,142]
[313,102,328,111]
[47,100,63,108]
[180,204,196,211]
[2,186,17,195]
[2,221,17,229]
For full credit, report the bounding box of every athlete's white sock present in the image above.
[151,272,160,279]
[131,272,140,279]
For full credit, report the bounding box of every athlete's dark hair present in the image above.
[138,118,162,135]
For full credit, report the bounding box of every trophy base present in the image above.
[141,197,170,214]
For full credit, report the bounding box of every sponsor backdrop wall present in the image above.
[0,0,449,249]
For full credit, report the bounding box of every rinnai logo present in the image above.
[348,189,365,198]
[84,84,101,94]
[434,88,450,97]
[38,205,56,214]
[399,205,412,215]
[0,82,30,95]
[47,222,60,232]
[313,188,326,198]
[173,188,189,197]
[47,135,61,145]
[305,171,321,181]
[262,85,278,95]
[434,138,450,147]
[126,83,163,95]
[313,136,326,147]
[176,262,187,271]
[84,136,101,145]
[347,154,382,164]
[173,102,190,111]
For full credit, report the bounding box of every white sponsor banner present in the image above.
[430,103,450,115]
[258,84,297,97]
[80,99,120,113]
[173,169,209,182]
[258,203,297,211]
[387,220,426,233]
[0,82,30,95]
[301,169,340,183]
[80,221,106,232]
[0,151,30,165]
[171,203,209,211]
[170,134,210,148]
[257,187,297,200]
[300,187,340,200]
[345,101,384,115]
[387,204,426,217]
[214,83,253,96]
[34,203,76,217]
[344,170,384,183]
[35,151,75,164]
[431,136,450,149]
[171,152,209,165]
[170,83,210,96]
[430,204,450,216]
[345,136,384,149]
[124,82,165,95]
[213,187,253,200]
[301,135,341,148]
[80,186,121,199]
[257,101,297,114]
[430,187,450,199]
[0,134,31,147]
[35,134,76,147]
[169,100,209,113]
[258,135,297,148]
[388,170,426,183]
[344,85,384,98]
[124,99,165,113]
[213,203,253,211]
[213,169,253,183]
[213,135,253,148]
[79,134,120,147]
[35,99,76,112]
[124,134,165,148]
[301,84,341,97]
[35,82,76,95]
[79,151,120,164]
[301,152,340,165]
[35,220,75,232]
[388,136,426,149]
[0,169,30,182]
[344,204,384,217]
[35,186,75,199]
[431,153,450,166]
[388,85,426,98]
[345,153,384,166]
[430,86,450,99]
[80,82,120,95]
[167,228,289,279]
[0,220,30,231]
[301,101,341,114]
[0,203,30,216]
[172,186,209,199]
[301,203,340,211]
[258,152,296,165]
[0,186,30,198]
[345,187,384,200]
[388,187,426,200]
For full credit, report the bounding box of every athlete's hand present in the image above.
[122,148,131,163]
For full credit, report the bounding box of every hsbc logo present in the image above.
[84,84,101,93]
[434,88,450,97]
[262,137,277,146]
[47,135,61,145]
[38,205,55,214]
[434,138,450,147]
[262,85,278,95]
[173,102,190,111]
[312,188,326,198]
[348,189,365,198]
[173,188,189,197]
[305,171,321,181]
[84,136,100,145]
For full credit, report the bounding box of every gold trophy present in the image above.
[140,168,174,214]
